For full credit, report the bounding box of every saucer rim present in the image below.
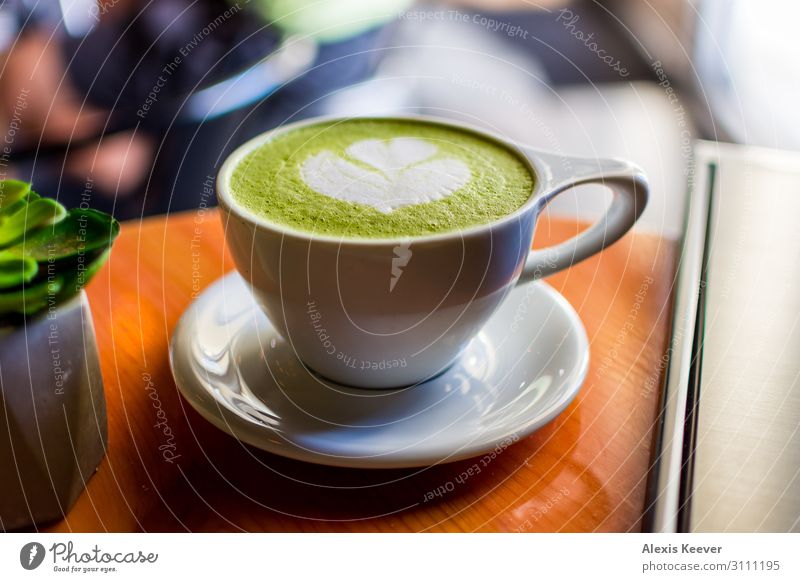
[169,272,589,469]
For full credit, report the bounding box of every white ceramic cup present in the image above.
[217,116,648,388]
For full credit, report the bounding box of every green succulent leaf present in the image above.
[0,179,31,213]
[0,251,38,289]
[3,208,119,261]
[0,180,118,318]
[0,275,63,316]
[55,248,112,303]
[1,191,42,220]
[0,198,67,246]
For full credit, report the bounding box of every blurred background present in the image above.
[2,0,799,536]
[0,0,797,232]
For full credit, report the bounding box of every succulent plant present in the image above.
[0,179,119,319]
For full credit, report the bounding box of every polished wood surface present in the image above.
[43,209,676,532]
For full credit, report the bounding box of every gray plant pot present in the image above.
[0,291,107,530]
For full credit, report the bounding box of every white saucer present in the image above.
[169,273,589,469]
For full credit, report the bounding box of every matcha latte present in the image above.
[228,119,534,238]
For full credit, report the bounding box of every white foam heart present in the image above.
[299,137,470,213]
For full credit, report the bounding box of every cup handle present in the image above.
[517,152,649,285]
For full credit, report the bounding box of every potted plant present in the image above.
[0,179,118,530]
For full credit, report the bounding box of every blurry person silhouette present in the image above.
[0,0,409,218]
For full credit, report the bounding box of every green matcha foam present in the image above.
[228,119,534,239]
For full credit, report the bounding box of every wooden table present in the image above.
[44,209,676,532]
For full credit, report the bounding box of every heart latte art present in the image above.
[299,138,471,213]
[227,119,534,238]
